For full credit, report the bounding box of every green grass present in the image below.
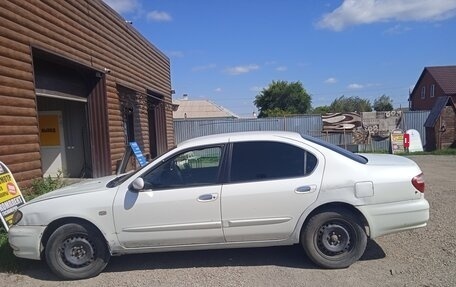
[0,229,26,272]
[0,173,67,273]
[359,148,456,156]
[397,148,456,156]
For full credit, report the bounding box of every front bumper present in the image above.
[357,198,430,239]
[8,225,46,260]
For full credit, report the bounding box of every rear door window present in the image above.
[229,141,317,183]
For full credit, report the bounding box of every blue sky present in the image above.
[104,0,456,117]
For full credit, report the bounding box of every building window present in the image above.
[123,107,135,142]
[421,86,426,99]
[430,84,435,98]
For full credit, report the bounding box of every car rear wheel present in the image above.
[45,223,110,280]
[301,210,367,269]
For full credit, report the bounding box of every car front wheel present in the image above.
[301,210,367,269]
[45,223,110,280]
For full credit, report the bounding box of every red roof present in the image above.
[426,66,456,95]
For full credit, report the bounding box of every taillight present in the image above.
[412,173,425,193]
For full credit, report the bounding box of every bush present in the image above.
[0,171,67,272]
[0,228,26,272]
[24,170,66,201]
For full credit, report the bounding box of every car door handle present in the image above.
[295,185,315,193]
[197,193,218,202]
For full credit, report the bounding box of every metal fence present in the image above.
[174,111,430,152]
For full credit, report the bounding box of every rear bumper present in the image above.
[8,225,46,260]
[358,198,429,239]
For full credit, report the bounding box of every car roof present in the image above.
[178,131,303,148]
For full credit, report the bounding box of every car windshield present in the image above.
[107,145,178,188]
[106,163,149,188]
[301,134,368,164]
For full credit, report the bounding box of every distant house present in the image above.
[423,96,456,150]
[409,66,456,150]
[173,97,239,119]
[409,66,456,111]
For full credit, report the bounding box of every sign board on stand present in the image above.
[0,161,26,231]
[390,129,404,154]
[116,142,148,175]
[129,142,147,167]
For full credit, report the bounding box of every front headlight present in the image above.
[11,210,23,225]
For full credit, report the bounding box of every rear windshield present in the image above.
[301,134,368,164]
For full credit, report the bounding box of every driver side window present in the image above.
[142,146,223,189]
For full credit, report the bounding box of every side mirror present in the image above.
[130,177,145,191]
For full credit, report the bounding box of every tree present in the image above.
[254,80,311,117]
[312,105,331,114]
[328,95,372,113]
[373,95,393,111]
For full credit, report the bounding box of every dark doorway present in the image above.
[124,107,135,143]
[33,48,110,178]
[37,97,92,177]
[148,103,159,159]
[147,92,167,159]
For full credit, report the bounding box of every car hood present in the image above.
[27,175,118,204]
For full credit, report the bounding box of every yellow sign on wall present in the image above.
[0,161,26,231]
[39,114,61,146]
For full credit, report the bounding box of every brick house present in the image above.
[409,66,456,150]
[173,96,239,119]
[409,66,456,111]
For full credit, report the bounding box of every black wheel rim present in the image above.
[58,235,96,268]
[315,220,356,257]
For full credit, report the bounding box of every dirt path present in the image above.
[1,155,455,286]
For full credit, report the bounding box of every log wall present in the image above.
[0,0,174,187]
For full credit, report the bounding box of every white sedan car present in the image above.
[9,131,429,280]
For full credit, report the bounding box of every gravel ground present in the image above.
[1,155,455,287]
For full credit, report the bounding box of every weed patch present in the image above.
[0,172,67,272]
[0,228,28,272]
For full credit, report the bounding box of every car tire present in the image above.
[301,210,367,269]
[45,223,110,280]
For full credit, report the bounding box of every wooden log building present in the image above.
[0,0,175,187]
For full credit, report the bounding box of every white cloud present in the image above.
[167,51,184,58]
[297,62,309,67]
[325,77,338,84]
[250,86,264,92]
[317,0,456,31]
[104,0,139,14]
[214,88,222,93]
[384,24,412,35]
[192,64,216,72]
[348,83,364,89]
[225,64,259,75]
[147,10,172,22]
[264,61,277,65]
[276,66,287,72]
